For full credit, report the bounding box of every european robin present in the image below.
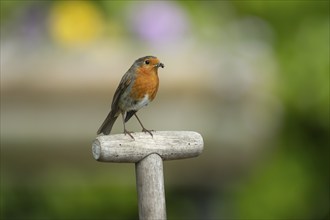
[97,56,164,139]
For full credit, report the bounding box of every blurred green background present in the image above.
[1,1,329,219]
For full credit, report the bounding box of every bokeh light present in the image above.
[127,1,190,45]
[48,1,105,47]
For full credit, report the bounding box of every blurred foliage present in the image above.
[3,177,138,220]
[233,141,329,219]
[231,1,329,219]
[1,0,329,220]
[279,18,329,127]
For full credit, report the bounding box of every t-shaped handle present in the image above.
[92,131,203,163]
[92,131,204,220]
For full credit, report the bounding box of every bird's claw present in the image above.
[142,128,154,137]
[124,129,135,140]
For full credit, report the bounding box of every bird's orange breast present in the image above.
[130,67,159,101]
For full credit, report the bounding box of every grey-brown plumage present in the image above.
[97,56,164,139]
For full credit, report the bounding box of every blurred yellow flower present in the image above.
[49,1,104,47]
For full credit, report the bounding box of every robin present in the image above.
[97,56,164,139]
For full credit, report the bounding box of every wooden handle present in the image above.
[136,154,166,220]
[92,131,204,163]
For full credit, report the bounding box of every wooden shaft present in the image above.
[92,131,203,163]
[91,131,204,220]
[136,154,166,220]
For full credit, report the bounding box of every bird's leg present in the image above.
[122,113,134,140]
[134,113,153,137]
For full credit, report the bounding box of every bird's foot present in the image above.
[142,128,154,137]
[124,129,135,140]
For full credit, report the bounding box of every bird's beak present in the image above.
[157,62,164,68]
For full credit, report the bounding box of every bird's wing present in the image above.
[111,70,134,111]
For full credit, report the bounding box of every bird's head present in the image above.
[134,56,164,74]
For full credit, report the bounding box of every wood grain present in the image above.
[92,131,203,220]
[92,131,204,163]
[136,154,166,220]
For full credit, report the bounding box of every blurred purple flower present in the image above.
[19,4,49,42]
[128,1,189,44]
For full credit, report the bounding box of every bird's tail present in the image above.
[97,111,118,135]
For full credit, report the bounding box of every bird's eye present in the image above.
[145,60,150,65]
